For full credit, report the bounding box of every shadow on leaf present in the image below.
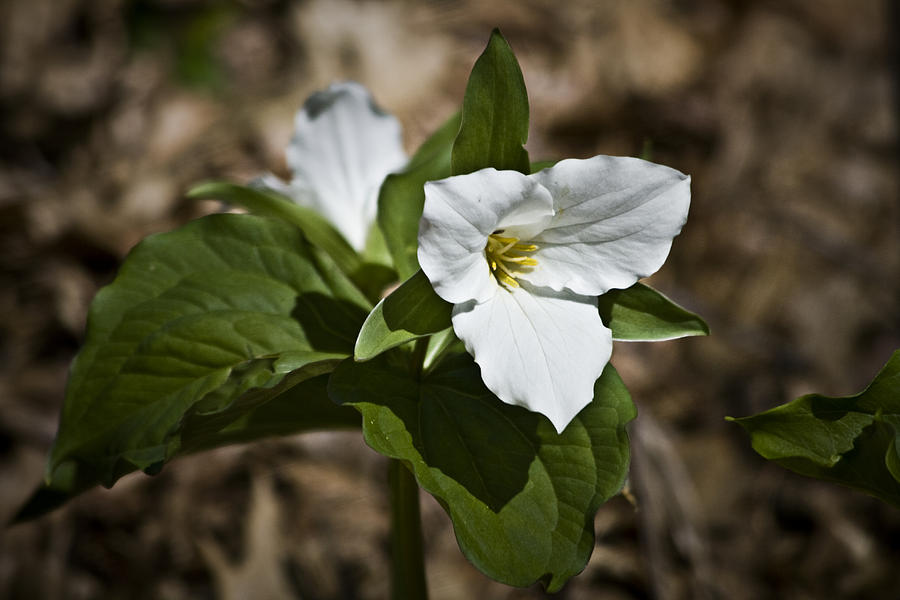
[329,354,537,512]
[292,292,369,353]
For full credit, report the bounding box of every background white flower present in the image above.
[256,82,408,251]
[418,156,691,432]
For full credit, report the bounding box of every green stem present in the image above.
[410,338,429,378]
[389,459,428,600]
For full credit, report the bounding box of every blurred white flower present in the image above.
[417,156,690,432]
[257,82,408,251]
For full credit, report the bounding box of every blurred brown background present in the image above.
[1,0,898,598]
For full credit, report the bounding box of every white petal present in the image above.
[522,156,690,296]
[286,82,408,250]
[451,285,612,433]
[417,168,554,304]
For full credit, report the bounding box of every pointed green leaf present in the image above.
[451,29,530,176]
[730,350,900,507]
[598,283,709,341]
[354,270,452,361]
[188,181,362,275]
[378,111,461,278]
[329,353,635,591]
[47,214,369,491]
[729,395,873,467]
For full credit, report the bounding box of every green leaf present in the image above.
[354,270,452,361]
[451,29,530,176]
[329,353,635,591]
[187,182,362,275]
[598,283,709,341]
[730,350,900,507]
[13,373,359,524]
[530,160,557,173]
[180,372,360,451]
[47,214,370,490]
[378,111,461,279]
[730,395,873,467]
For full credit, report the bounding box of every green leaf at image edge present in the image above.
[329,353,635,591]
[46,214,369,494]
[729,350,900,507]
[452,29,530,176]
[598,282,709,341]
[355,270,452,361]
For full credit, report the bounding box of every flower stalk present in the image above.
[389,458,428,600]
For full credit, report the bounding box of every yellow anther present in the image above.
[498,272,520,288]
[484,232,538,289]
[504,256,538,265]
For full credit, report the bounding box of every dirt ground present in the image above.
[1,0,899,598]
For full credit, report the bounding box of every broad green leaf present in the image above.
[329,353,635,591]
[451,29,530,176]
[47,214,369,491]
[730,350,900,507]
[598,283,709,341]
[354,270,452,361]
[187,181,361,275]
[199,373,360,446]
[378,111,461,279]
[729,395,873,467]
[13,373,359,524]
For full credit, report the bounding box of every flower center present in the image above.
[485,231,538,289]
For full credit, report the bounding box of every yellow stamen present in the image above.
[485,231,538,289]
[493,236,518,244]
[499,273,520,288]
[504,256,538,265]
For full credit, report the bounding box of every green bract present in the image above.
[598,282,709,341]
[17,215,365,520]
[730,350,900,507]
[452,29,530,176]
[329,353,635,591]
[378,111,461,279]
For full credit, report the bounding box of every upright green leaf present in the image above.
[451,29,530,176]
[47,214,369,490]
[187,182,362,275]
[598,283,709,341]
[378,111,461,278]
[730,350,900,507]
[354,270,452,361]
[329,353,635,590]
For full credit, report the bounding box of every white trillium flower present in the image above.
[256,82,408,251]
[417,156,691,433]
